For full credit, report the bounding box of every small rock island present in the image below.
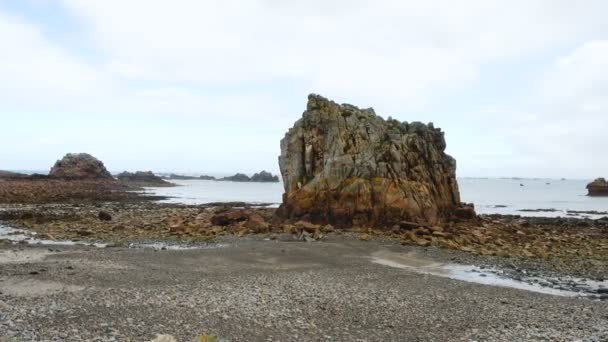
[587,178,608,196]
[116,171,174,187]
[219,171,279,182]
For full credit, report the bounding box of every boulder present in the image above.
[49,153,113,180]
[587,178,608,196]
[210,209,250,226]
[116,171,173,187]
[277,94,472,227]
[251,171,280,182]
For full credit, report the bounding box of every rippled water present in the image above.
[144,179,284,206]
[459,178,608,219]
[145,178,608,218]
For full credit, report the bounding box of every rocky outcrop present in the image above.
[199,175,216,180]
[587,178,608,196]
[278,94,472,227]
[219,173,251,182]
[116,171,173,187]
[219,172,279,182]
[49,153,113,180]
[251,171,280,182]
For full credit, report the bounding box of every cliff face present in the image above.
[278,94,470,226]
[49,153,113,180]
[587,178,608,196]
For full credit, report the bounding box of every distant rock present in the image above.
[250,171,280,182]
[278,94,472,227]
[218,171,279,182]
[0,170,29,179]
[587,178,608,196]
[163,173,200,180]
[219,173,251,182]
[116,171,173,187]
[49,153,113,180]
[199,175,216,180]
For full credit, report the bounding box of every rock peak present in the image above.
[49,153,113,180]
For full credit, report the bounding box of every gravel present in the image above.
[1,239,607,342]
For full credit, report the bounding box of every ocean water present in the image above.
[459,178,608,219]
[143,178,608,219]
[145,179,284,205]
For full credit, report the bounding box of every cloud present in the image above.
[59,0,607,111]
[490,40,608,178]
[2,1,608,175]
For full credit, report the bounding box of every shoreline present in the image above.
[1,200,607,298]
[0,179,607,340]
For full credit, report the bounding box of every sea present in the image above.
[142,177,608,220]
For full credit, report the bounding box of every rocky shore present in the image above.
[1,200,607,283]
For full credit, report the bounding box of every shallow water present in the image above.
[143,178,608,218]
[371,250,607,298]
[0,223,222,250]
[143,179,283,206]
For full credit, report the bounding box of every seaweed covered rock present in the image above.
[587,178,608,196]
[49,153,113,180]
[278,94,472,227]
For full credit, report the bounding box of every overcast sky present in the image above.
[1,0,607,178]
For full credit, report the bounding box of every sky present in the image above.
[1,0,607,178]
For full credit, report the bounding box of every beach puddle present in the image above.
[127,241,227,250]
[0,223,108,248]
[371,250,607,298]
[0,223,226,251]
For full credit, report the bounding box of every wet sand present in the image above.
[1,238,607,342]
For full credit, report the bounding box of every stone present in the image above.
[250,170,280,182]
[49,153,113,180]
[116,171,173,187]
[277,94,472,227]
[587,178,608,196]
[98,211,112,221]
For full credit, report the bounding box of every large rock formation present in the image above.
[49,153,113,180]
[587,178,608,196]
[278,94,472,227]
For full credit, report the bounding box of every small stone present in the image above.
[98,211,112,221]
